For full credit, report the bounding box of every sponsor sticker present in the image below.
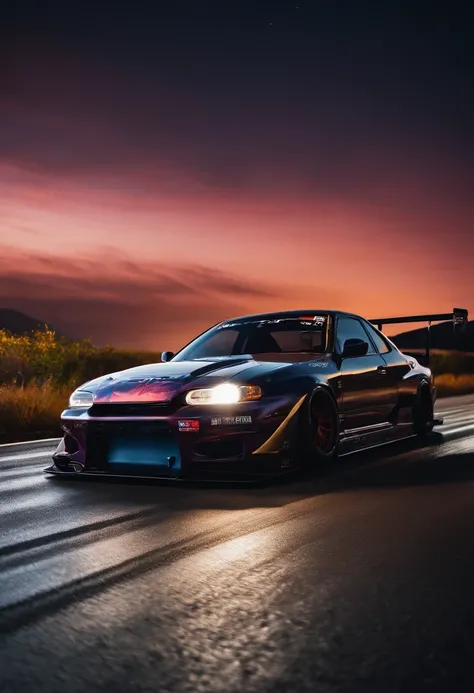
[178,419,200,432]
[210,415,252,426]
[299,315,326,321]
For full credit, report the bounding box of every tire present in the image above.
[300,387,339,466]
[413,385,435,436]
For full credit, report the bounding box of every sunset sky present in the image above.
[2,1,473,349]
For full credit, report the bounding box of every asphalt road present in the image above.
[1,395,474,693]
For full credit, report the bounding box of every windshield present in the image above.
[174,315,328,361]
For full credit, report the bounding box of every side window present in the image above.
[362,321,391,354]
[336,317,375,355]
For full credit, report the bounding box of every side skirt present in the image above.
[338,421,416,456]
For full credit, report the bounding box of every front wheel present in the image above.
[300,388,339,466]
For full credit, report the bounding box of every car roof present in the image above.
[224,309,365,322]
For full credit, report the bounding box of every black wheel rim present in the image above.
[312,395,337,455]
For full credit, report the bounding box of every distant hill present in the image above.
[393,320,474,353]
[0,309,68,338]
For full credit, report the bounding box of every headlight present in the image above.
[68,390,94,408]
[185,383,262,406]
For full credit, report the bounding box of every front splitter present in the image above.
[44,464,293,484]
[45,465,184,481]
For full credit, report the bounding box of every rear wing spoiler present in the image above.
[369,308,469,364]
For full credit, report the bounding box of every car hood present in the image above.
[89,355,293,403]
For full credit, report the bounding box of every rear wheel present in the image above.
[301,388,339,466]
[413,385,434,436]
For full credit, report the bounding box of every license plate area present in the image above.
[87,421,181,476]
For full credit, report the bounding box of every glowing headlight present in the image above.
[68,390,94,408]
[185,383,262,406]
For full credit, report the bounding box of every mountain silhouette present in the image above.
[0,309,69,338]
[393,320,474,353]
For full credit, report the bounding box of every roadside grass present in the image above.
[0,381,68,442]
[422,350,474,376]
[434,374,474,397]
[0,329,473,443]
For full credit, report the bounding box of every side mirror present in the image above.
[342,338,369,358]
[161,351,175,362]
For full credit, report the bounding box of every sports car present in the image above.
[46,307,468,481]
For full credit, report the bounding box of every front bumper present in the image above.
[46,395,304,481]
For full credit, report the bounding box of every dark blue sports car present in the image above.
[46,307,468,481]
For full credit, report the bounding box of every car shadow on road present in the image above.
[318,448,474,492]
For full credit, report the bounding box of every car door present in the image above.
[360,319,409,401]
[336,316,393,430]
[361,318,414,414]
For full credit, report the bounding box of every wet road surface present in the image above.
[1,395,474,692]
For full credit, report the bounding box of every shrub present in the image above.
[0,328,162,388]
[430,351,474,376]
[434,374,474,397]
[0,381,67,441]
